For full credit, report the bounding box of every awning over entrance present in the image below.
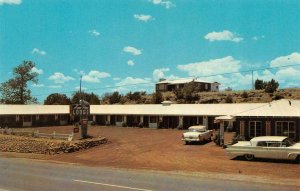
[214,115,235,123]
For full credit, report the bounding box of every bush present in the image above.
[225,94,233,103]
[241,91,248,98]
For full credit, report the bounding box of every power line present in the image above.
[31,63,300,98]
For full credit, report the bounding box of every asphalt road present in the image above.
[0,157,298,191]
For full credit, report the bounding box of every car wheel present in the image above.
[296,155,300,164]
[185,141,190,145]
[244,154,254,161]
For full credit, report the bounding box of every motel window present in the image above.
[39,115,48,122]
[60,115,68,121]
[275,121,295,139]
[149,116,157,123]
[249,121,262,138]
[116,115,123,122]
[4,116,16,123]
[23,115,32,122]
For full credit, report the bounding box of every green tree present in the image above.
[71,91,100,105]
[174,82,200,103]
[109,91,121,104]
[126,91,142,102]
[0,61,38,104]
[254,79,265,90]
[44,93,71,105]
[152,91,163,104]
[265,79,279,93]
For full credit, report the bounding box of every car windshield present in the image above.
[189,128,205,132]
[282,138,295,147]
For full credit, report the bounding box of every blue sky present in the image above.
[1,0,300,102]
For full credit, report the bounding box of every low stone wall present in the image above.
[0,134,107,154]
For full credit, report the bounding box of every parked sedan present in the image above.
[182,125,213,145]
[226,136,300,162]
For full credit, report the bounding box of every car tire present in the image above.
[244,154,254,161]
[185,141,190,145]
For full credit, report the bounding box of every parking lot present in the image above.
[1,126,300,182]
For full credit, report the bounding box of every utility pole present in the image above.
[251,70,254,90]
[79,75,82,100]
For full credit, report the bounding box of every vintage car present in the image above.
[226,136,300,162]
[181,125,213,144]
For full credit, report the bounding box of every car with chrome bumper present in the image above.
[226,136,300,162]
[182,125,213,145]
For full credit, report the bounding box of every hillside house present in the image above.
[155,78,220,93]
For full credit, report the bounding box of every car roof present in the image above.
[188,125,206,130]
[250,136,287,142]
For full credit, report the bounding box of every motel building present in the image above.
[0,99,299,141]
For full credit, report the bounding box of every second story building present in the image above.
[155,78,220,93]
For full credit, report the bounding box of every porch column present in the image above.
[220,121,224,146]
[93,115,96,122]
[123,115,127,124]
[178,116,183,129]
[203,116,208,127]
[197,116,199,124]
[140,116,144,123]
[106,115,111,125]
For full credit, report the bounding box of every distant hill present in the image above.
[101,88,300,104]
[162,88,300,104]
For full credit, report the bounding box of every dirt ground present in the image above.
[1,126,300,183]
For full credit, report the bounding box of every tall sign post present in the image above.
[71,100,90,139]
[70,76,90,139]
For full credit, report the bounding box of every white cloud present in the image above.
[178,56,241,76]
[48,72,75,84]
[31,48,46,55]
[152,68,178,82]
[88,29,100,36]
[82,70,111,83]
[252,35,265,41]
[73,69,85,75]
[153,68,169,81]
[116,77,152,87]
[270,52,300,67]
[75,86,87,90]
[31,67,43,75]
[0,0,21,5]
[114,77,153,93]
[204,30,243,42]
[48,85,62,89]
[127,60,135,66]
[134,14,154,22]
[113,77,121,81]
[151,0,175,9]
[31,84,44,88]
[123,46,142,56]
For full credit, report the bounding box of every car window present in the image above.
[282,138,294,147]
[267,142,281,147]
[257,141,267,147]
